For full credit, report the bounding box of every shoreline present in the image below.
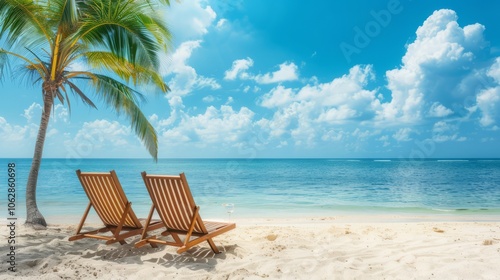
[1,215,499,279]
[3,212,500,227]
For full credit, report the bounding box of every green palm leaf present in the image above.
[1,0,172,227]
[90,73,159,159]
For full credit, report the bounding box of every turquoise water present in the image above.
[1,158,500,222]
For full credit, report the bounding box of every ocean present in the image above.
[2,158,500,223]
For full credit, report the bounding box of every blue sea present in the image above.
[1,158,500,223]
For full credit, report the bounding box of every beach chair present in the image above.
[69,170,163,245]
[135,172,236,254]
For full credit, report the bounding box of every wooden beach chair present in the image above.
[69,170,163,245]
[135,172,236,254]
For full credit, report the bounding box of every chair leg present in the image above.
[207,238,220,254]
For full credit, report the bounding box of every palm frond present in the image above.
[84,51,168,92]
[24,47,50,77]
[2,0,171,161]
[75,0,171,70]
[0,48,47,81]
[90,73,158,160]
[55,88,65,103]
[58,0,79,34]
[145,0,171,7]
[0,0,53,49]
[59,84,72,114]
[64,78,97,109]
[0,49,10,81]
[91,73,146,107]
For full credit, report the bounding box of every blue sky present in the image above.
[1,0,500,159]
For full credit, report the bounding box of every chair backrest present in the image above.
[141,172,206,233]
[76,170,142,228]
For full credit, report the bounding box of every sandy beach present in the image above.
[1,216,499,279]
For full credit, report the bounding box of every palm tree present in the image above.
[0,0,171,228]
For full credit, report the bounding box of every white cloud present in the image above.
[64,120,134,158]
[431,121,464,142]
[392,128,412,142]
[428,102,453,117]
[488,57,500,83]
[254,62,299,84]
[432,121,452,133]
[477,58,500,127]
[317,105,357,122]
[0,117,31,142]
[166,0,217,42]
[0,116,37,157]
[260,85,295,108]
[53,104,69,123]
[216,18,228,29]
[202,95,215,103]
[477,87,500,127]
[158,105,255,146]
[22,102,68,125]
[75,8,497,157]
[168,95,184,109]
[22,103,42,122]
[224,57,254,80]
[196,76,221,90]
[321,130,346,142]
[378,135,391,147]
[224,59,299,84]
[378,9,488,124]
[352,128,375,140]
[73,120,130,146]
[258,65,380,144]
[149,114,159,123]
[157,1,221,103]
[164,40,220,98]
[3,103,67,148]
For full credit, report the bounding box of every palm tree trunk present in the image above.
[25,93,53,228]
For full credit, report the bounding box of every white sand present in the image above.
[1,216,500,279]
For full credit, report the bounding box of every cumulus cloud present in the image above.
[428,102,453,117]
[378,9,488,124]
[476,58,500,127]
[53,104,69,123]
[202,95,215,103]
[254,62,299,84]
[158,105,255,147]
[476,87,500,127]
[431,121,464,142]
[164,40,220,98]
[22,102,69,124]
[156,0,221,105]
[0,116,37,157]
[63,120,134,158]
[224,57,254,80]
[488,58,500,83]
[0,102,70,156]
[30,8,492,156]
[0,117,31,142]
[22,103,42,122]
[257,65,380,144]
[392,128,413,142]
[166,0,217,42]
[260,85,295,108]
[224,59,299,84]
[155,8,499,156]
[72,120,130,146]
